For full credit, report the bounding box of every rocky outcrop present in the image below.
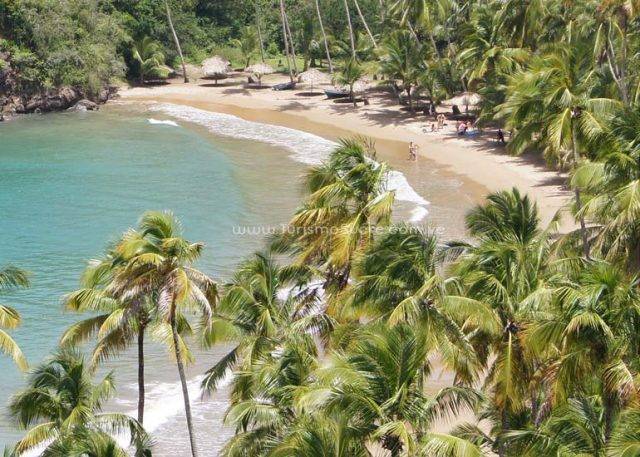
[0,51,118,121]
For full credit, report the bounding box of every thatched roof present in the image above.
[202,56,230,78]
[245,63,275,76]
[297,68,330,85]
[442,91,481,107]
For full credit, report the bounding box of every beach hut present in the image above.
[201,56,231,85]
[297,68,330,93]
[245,63,275,87]
[442,91,481,114]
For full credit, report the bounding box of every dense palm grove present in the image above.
[2,0,640,456]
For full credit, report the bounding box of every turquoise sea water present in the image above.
[0,107,305,452]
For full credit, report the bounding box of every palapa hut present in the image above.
[297,68,330,93]
[201,56,231,85]
[245,63,274,87]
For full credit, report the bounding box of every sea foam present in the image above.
[148,118,179,127]
[149,103,429,221]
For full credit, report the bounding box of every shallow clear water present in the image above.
[0,106,306,453]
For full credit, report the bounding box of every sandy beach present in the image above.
[118,73,572,231]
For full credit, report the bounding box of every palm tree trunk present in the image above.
[343,0,356,59]
[283,8,298,74]
[171,314,198,457]
[164,0,188,83]
[353,0,377,48]
[255,2,266,62]
[137,326,145,425]
[279,0,294,83]
[314,0,333,74]
[571,119,590,259]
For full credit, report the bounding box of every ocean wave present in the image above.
[148,118,179,127]
[149,103,429,220]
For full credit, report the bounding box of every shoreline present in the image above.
[118,77,573,231]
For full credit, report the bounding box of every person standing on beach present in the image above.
[408,141,418,161]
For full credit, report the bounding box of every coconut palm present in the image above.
[111,211,217,457]
[60,247,161,431]
[164,0,188,83]
[449,188,553,457]
[571,105,640,265]
[314,0,334,73]
[0,266,29,371]
[232,26,259,68]
[337,58,365,107]
[497,45,620,258]
[342,0,357,58]
[9,350,147,456]
[380,30,425,111]
[347,226,497,383]
[296,323,483,456]
[279,138,395,293]
[525,260,640,438]
[131,36,171,84]
[201,251,327,393]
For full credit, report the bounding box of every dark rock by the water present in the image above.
[68,99,99,112]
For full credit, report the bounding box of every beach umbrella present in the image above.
[202,56,231,84]
[297,68,330,93]
[245,63,275,87]
[442,91,481,108]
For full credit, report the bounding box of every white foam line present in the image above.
[149,103,429,221]
[148,118,179,127]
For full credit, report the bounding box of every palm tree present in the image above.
[201,251,327,393]
[163,0,188,83]
[337,58,365,107]
[342,0,356,58]
[279,138,395,293]
[60,248,157,430]
[9,350,147,456]
[450,188,553,457]
[571,105,640,265]
[497,45,620,258]
[380,30,424,111]
[279,0,295,82]
[526,260,640,439]
[352,0,378,48]
[296,323,483,456]
[232,26,259,68]
[131,36,171,85]
[314,0,334,73]
[0,266,29,371]
[112,211,217,457]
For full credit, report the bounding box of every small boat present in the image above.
[324,88,350,99]
[272,81,296,91]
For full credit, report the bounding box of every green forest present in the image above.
[2,0,640,456]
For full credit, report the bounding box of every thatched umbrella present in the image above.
[245,63,275,87]
[202,56,230,85]
[442,91,481,113]
[297,68,330,93]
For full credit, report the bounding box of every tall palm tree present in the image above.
[279,138,395,293]
[497,45,620,258]
[9,350,147,456]
[353,0,378,48]
[131,36,171,85]
[296,323,483,456]
[342,0,357,58]
[279,0,295,82]
[112,211,218,457]
[571,105,640,265]
[60,248,157,430]
[164,0,188,83]
[380,30,425,111]
[450,188,553,457]
[314,0,334,73]
[0,266,29,371]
